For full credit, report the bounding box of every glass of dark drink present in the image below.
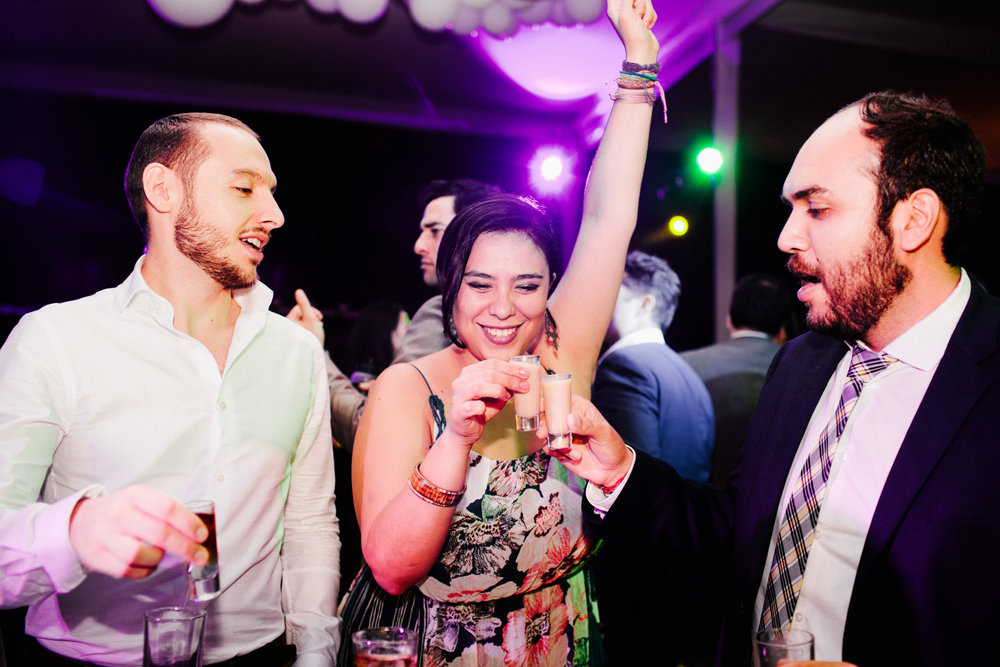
[143,606,207,667]
[185,500,220,603]
[352,627,418,667]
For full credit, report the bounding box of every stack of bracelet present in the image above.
[610,59,667,122]
[409,463,465,507]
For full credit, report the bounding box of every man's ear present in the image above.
[142,163,181,214]
[896,188,943,254]
[639,293,656,316]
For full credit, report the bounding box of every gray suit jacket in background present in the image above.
[681,335,780,482]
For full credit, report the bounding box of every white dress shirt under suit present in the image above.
[0,257,341,666]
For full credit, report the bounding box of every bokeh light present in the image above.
[668,215,689,236]
[696,147,724,175]
[529,145,575,197]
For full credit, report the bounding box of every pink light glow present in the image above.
[474,21,622,101]
[529,145,575,197]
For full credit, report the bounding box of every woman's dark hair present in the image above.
[436,194,562,348]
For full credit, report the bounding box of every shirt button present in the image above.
[216,474,225,483]
[814,528,822,540]
[794,612,804,623]
[218,401,227,410]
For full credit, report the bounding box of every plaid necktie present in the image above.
[758,346,897,631]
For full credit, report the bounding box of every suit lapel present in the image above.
[856,280,1000,585]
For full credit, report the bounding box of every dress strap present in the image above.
[409,364,446,441]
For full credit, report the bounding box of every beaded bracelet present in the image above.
[409,464,465,508]
[617,80,655,90]
[617,72,656,90]
[622,60,661,74]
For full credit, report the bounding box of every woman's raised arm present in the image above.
[547,0,660,381]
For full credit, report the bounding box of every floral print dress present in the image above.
[338,410,603,666]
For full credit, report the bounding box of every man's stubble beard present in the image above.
[174,197,258,290]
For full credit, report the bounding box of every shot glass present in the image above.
[509,355,542,431]
[185,500,220,603]
[752,628,814,667]
[541,373,572,450]
[143,606,207,667]
[352,626,418,666]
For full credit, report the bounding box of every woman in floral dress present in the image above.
[339,2,660,663]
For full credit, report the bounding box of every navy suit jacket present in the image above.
[587,279,1000,666]
[592,342,715,481]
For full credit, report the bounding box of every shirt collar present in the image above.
[598,326,665,365]
[113,255,274,330]
[731,330,771,340]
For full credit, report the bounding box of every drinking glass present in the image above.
[352,627,418,667]
[752,628,814,667]
[143,606,207,667]
[185,500,220,603]
[541,373,572,450]
[509,355,541,431]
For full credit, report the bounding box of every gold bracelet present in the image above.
[409,464,465,508]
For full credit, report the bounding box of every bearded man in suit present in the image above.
[545,91,997,666]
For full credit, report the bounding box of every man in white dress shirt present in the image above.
[0,113,340,666]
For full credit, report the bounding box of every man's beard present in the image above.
[174,199,257,290]
[788,223,911,342]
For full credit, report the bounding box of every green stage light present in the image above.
[696,147,724,175]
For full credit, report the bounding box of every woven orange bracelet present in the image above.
[409,464,465,508]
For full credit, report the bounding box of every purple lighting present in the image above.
[529,145,575,197]
[474,21,622,101]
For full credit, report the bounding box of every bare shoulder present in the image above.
[398,346,463,396]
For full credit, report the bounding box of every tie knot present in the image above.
[848,346,897,383]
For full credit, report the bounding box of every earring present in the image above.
[448,317,466,349]
[544,308,559,351]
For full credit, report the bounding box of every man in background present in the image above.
[682,273,793,482]
[589,250,714,665]
[395,178,502,362]
[288,178,499,449]
[592,249,714,478]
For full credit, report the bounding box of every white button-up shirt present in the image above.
[0,257,340,665]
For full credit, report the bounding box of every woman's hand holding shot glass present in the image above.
[536,393,634,492]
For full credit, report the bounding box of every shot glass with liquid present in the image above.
[509,355,542,431]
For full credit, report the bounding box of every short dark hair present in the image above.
[621,250,681,331]
[437,194,562,347]
[851,91,985,266]
[124,112,258,238]
[729,273,792,337]
[418,179,502,217]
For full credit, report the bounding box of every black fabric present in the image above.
[21,634,294,667]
